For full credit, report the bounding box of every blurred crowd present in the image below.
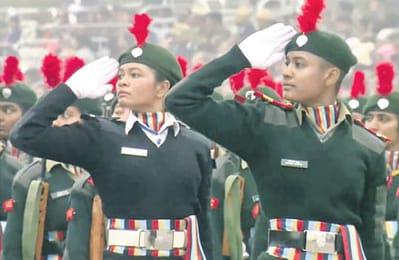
[0,0,399,98]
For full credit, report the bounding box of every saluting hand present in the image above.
[238,23,297,68]
[66,56,119,99]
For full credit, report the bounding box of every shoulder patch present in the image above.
[352,121,386,154]
[260,101,298,128]
[354,119,390,143]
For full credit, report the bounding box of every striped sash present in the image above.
[107,216,206,259]
[267,218,365,260]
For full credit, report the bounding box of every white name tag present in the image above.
[121,147,148,157]
[281,159,308,169]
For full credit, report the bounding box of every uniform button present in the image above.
[157,139,162,144]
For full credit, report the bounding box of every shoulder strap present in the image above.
[22,180,49,260]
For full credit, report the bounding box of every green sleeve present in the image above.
[359,152,387,259]
[166,46,264,161]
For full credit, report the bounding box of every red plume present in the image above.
[229,70,246,94]
[41,53,62,89]
[376,62,395,96]
[177,56,188,78]
[297,0,325,33]
[128,13,152,47]
[2,56,22,87]
[246,68,268,90]
[350,70,366,99]
[63,57,85,82]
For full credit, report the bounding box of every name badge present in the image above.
[281,159,308,169]
[121,147,148,157]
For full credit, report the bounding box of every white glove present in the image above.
[238,23,297,68]
[66,56,119,99]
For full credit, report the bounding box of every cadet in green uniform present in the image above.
[0,56,36,251]
[3,96,102,260]
[166,9,387,260]
[10,13,213,259]
[0,56,37,164]
[363,62,399,260]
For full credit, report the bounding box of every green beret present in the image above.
[343,96,367,114]
[363,92,399,115]
[73,98,102,116]
[118,43,183,86]
[0,83,37,112]
[285,31,357,74]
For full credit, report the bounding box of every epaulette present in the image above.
[253,91,294,110]
[354,119,390,143]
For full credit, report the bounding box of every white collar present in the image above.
[125,111,181,136]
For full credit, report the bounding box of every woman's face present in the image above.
[0,102,23,141]
[365,111,399,148]
[116,63,166,112]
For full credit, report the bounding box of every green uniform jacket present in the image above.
[63,173,98,260]
[166,45,388,259]
[3,160,77,260]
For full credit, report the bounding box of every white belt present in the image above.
[107,229,186,250]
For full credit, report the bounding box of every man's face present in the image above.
[365,111,399,147]
[282,51,331,105]
[0,102,23,141]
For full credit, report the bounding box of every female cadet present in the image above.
[166,1,387,259]
[10,13,213,260]
[364,62,399,260]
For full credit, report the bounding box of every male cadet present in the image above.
[2,54,102,260]
[166,0,388,258]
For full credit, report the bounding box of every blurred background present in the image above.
[0,0,398,97]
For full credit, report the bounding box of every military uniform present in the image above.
[2,160,81,260]
[209,150,259,260]
[10,12,214,258]
[166,43,387,259]
[363,70,399,260]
